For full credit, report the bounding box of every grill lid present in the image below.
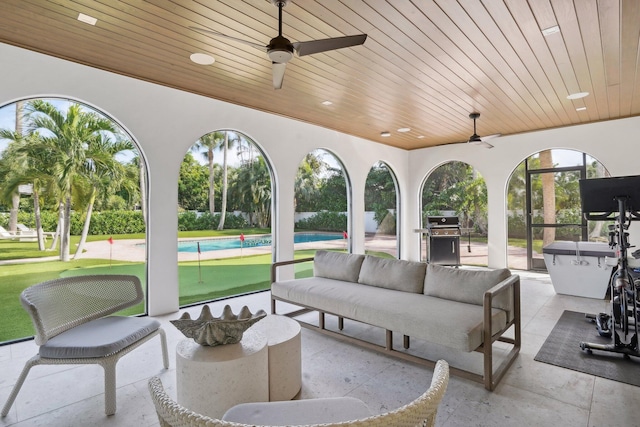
[426,216,460,228]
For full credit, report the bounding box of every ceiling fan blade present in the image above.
[190,27,267,51]
[480,133,501,141]
[477,140,494,149]
[293,34,367,57]
[272,62,287,89]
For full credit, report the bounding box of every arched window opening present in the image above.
[506,149,609,270]
[0,98,148,344]
[364,161,399,258]
[178,130,273,307]
[420,161,488,267]
[293,149,350,278]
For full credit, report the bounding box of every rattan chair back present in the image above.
[148,360,449,427]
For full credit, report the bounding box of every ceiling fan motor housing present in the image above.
[268,35,294,62]
[271,0,289,7]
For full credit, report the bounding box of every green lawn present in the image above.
[0,258,120,341]
[0,237,393,343]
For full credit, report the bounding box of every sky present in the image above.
[0,103,15,154]
[0,100,255,168]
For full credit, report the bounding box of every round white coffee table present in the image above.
[176,327,269,419]
[250,315,302,401]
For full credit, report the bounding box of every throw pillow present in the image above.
[424,264,511,309]
[358,256,426,293]
[314,250,365,283]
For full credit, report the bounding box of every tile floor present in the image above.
[1,271,639,426]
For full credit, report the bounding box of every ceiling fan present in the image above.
[466,112,500,149]
[190,0,367,90]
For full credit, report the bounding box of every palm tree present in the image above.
[0,131,56,250]
[294,152,327,211]
[73,133,133,259]
[232,156,271,227]
[0,140,22,234]
[192,131,224,216]
[539,150,556,247]
[24,99,127,261]
[7,101,25,234]
[217,131,240,230]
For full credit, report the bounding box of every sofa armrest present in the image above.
[483,274,521,343]
[271,257,315,283]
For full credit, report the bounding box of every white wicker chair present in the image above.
[1,274,169,417]
[148,359,449,427]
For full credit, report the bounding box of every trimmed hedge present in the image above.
[1,210,253,235]
[295,211,347,232]
[177,212,249,231]
[0,210,145,235]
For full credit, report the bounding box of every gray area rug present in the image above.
[534,310,640,387]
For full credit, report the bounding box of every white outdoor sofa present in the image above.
[271,250,521,390]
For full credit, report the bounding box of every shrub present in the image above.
[295,211,347,232]
[178,211,249,231]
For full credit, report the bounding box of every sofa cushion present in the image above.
[271,277,507,351]
[357,256,426,293]
[424,264,511,309]
[313,250,365,283]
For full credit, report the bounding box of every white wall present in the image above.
[2,42,639,314]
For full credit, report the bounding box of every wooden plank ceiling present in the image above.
[0,0,638,150]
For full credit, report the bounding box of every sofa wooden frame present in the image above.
[270,257,521,391]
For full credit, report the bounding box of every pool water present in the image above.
[178,232,344,253]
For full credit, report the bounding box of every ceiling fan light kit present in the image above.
[191,0,366,89]
[567,91,589,100]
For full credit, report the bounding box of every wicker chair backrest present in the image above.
[148,360,449,427]
[20,274,144,345]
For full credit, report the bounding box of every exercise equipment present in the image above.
[579,175,640,358]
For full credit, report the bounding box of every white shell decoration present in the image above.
[171,305,267,346]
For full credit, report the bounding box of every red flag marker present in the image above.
[240,233,245,242]
[107,236,114,268]
[342,231,348,239]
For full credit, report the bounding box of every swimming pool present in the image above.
[178,232,344,253]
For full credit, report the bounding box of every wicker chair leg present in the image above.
[1,356,38,417]
[102,361,117,416]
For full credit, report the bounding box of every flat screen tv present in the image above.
[579,175,640,219]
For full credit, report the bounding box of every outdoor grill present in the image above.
[424,216,461,266]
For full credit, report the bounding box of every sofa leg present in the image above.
[403,335,410,349]
[271,298,276,314]
[319,312,325,329]
[386,330,393,351]
[338,317,344,330]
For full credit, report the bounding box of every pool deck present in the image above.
[10,234,528,269]
[77,234,357,263]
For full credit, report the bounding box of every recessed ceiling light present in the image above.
[417,135,425,139]
[567,91,589,99]
[380,131,391,137]
[190,53,215,65]
[77,13,97,26]
[576,107,587,111]
[542,25,560,36]
[397,127,411,133]
[321,100,333,106]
